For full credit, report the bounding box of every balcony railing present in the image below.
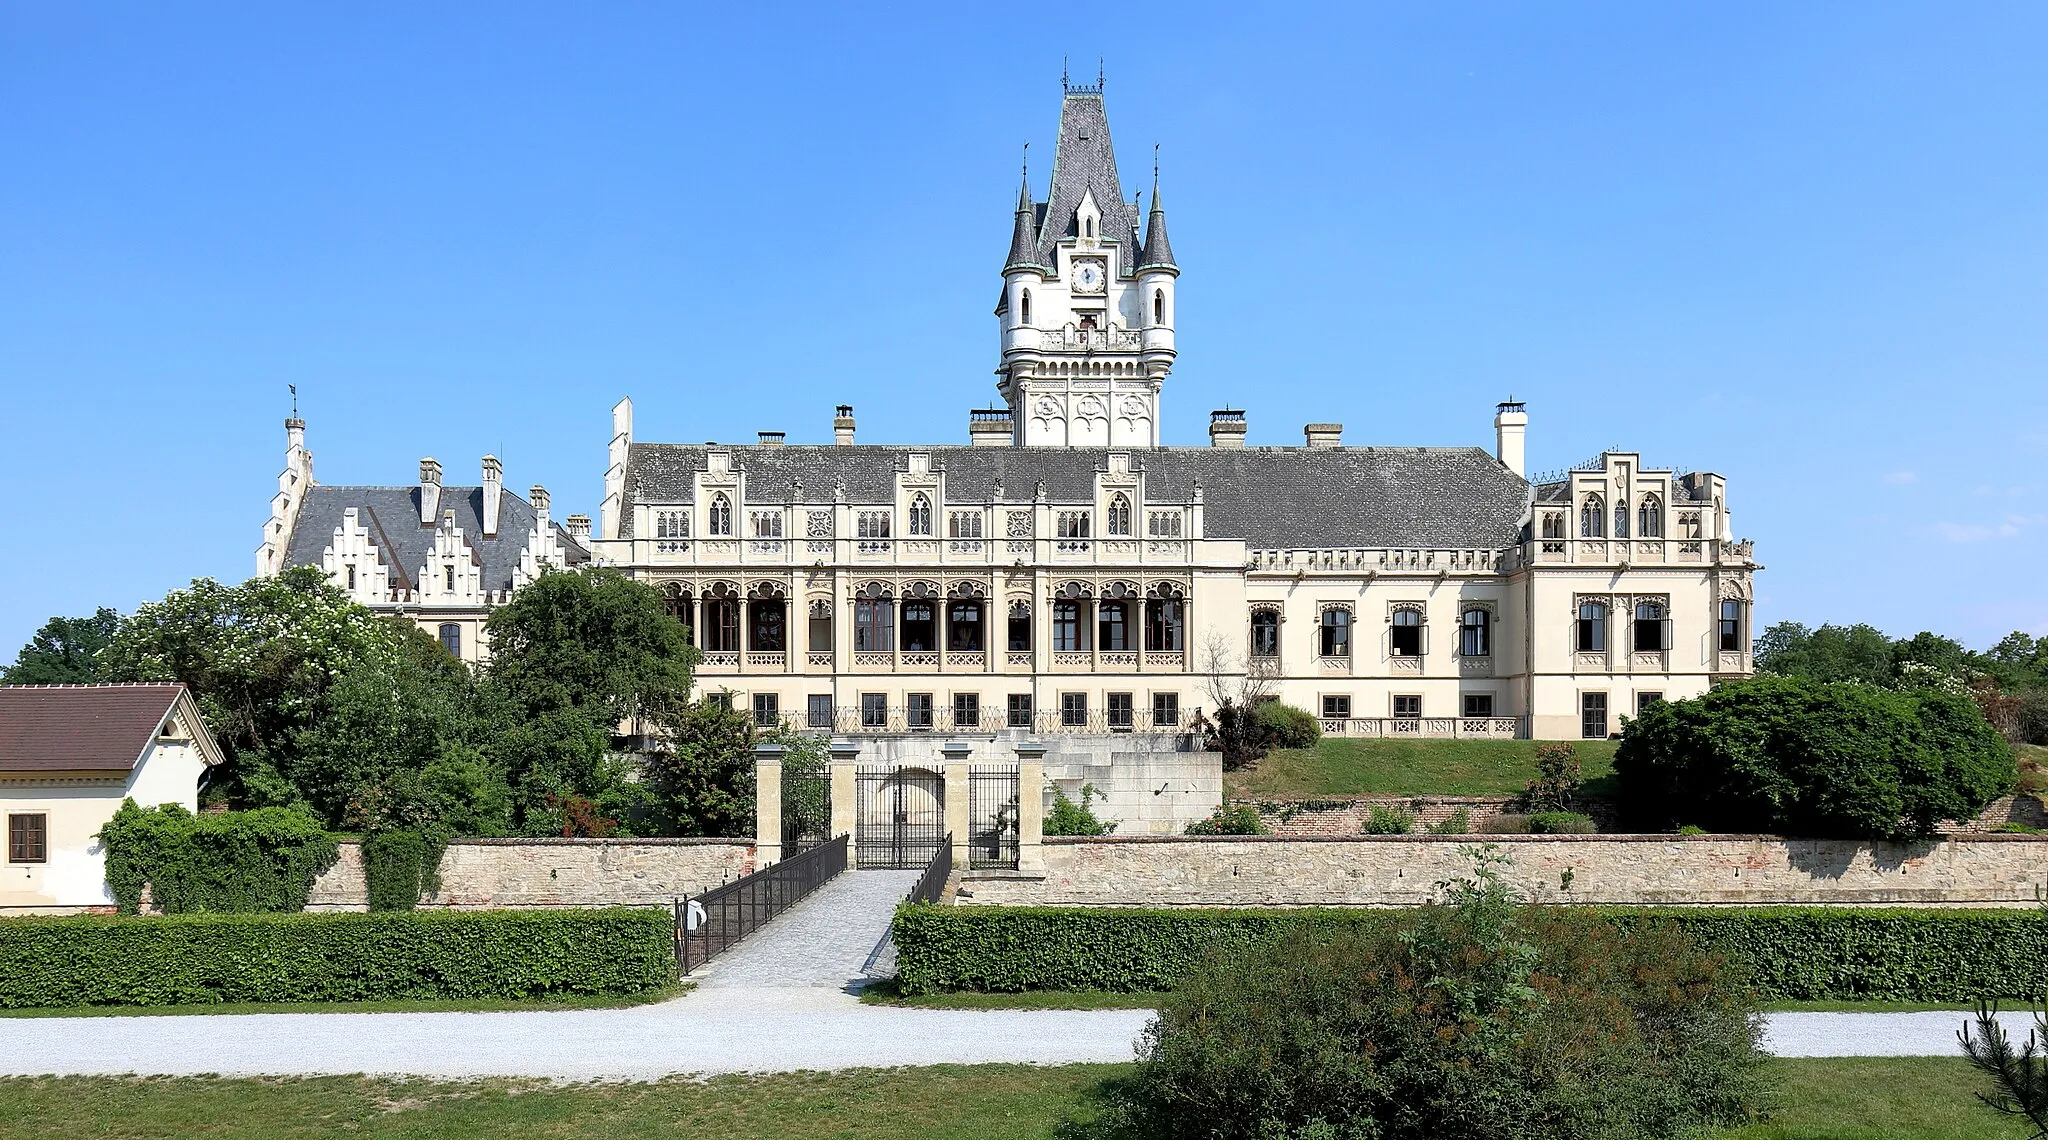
[817,705,1201,735]
[1039,328,1142,351]
[1318,716,1522,740]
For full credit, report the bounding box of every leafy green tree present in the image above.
[1894,630,1972,680]
[98,569,414,807]
[1614,675,2014,839]
[483,566,698,727]
[1754,621,1895,686]
[641,698,759,837]
[2,607,121,684]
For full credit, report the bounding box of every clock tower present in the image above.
[996,75,1178,447]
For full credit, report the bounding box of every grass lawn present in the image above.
[0,1059,2027,1139]
[0,989,680,1019]
[1226,736,1620,800]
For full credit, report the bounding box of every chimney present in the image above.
[1493,401,1528,479]
[757,431,786,448]
[1208,409,1247,449]
[529,484,550,519]
[286,416,306,453]
[834,404,856,446]
[481,455,502,537]
[969,407,1014,446]
[418,458,442,525]
[1304,423,1343,449]
[564,514,592,545]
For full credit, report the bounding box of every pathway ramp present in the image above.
[693,868,920,994]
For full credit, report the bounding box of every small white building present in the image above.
[0,684,222,913]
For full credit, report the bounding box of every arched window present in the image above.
[1007,600,1032,651]
[1107,493,1132,536]
[345,565,357,590]
[1083,215,1093,238]
[444,565,456,592]
[708,493,733,536]
[437,623,461,658]
[1459,608,1491,657]
[1576,601,1608,653]
[1098,600,1131,651]
[1322,608,1354,658]
[908,493,933,537]
[901,599,936,651]
[808,599,832,652]
[748,586,786,653]
[1021,289,1032,325]
[1249,610,1280,658]
[1638,495,1663,538]
[947,600,983,651]
[1579,495,1605,538]
[1613,501,1629,540]
[1145,587,1185,652]
[1634,601,1667,652]
[1718,599,1745,652]
[702,584,741,652]
[1388,608,1420,657]
[662,584,694,645]
[1540,512,1564,540]
[1152,289,1164,325]
[854,593,894,652]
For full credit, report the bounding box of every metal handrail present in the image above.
[907,832,952,905]
[675,833,848,975]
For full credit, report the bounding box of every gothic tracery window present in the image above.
[1637,495,1664,538]
[1107,493,1132,536]
[708,493,733,536]
[1579,494,1605,538]
[908,493,933,537]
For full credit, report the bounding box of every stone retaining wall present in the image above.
[956,833,2048,908]
[307,838,756,911]
[1250,794,2043,838]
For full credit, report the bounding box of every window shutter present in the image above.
[1662,618,1673,655]
[1421,624,1431,656]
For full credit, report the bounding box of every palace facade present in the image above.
[264,80,1758,740]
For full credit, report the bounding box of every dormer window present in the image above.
[708,493,733,536]
[444,565,456,592]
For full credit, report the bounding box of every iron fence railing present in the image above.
[908,831,953,905]
[675,833,847,975]
[968,767,1020,870]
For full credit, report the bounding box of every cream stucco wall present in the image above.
[0,738,209,912]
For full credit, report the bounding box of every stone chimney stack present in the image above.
[834,405,856,446]
[1304,423,1343,449]
[286,416,306,453]
[418,458,443,525]
[968,407,1013,447]
[564,514,591,545]
[757,431,786,448]
[481,455,503,537]
[1493,401,1528,479]
[529,484,550,518]
[1208,409,1247,449]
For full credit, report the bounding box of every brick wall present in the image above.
[307,838,756,911]
[957,833,2048,908]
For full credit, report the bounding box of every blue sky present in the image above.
[2,3,2044,656]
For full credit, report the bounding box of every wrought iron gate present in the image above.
[968,765,1020,870]
[855,765,945,869]
[781,756,831,854]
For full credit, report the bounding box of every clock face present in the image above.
[1072,259,1105,294]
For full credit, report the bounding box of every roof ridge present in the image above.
[0,681,184,689]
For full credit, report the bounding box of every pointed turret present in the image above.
[1039,86,1140,274]
[1004,176,1043,271]
[1139,178,1177,271]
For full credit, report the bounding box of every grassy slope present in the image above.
[1226,737,1621,800]
[0,1059,2027,1139]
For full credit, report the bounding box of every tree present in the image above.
[641,697,759,838]
[1894,630,1972,680]
[1754,621,1895,686]
[1614,675,2015,839]
[1199,631,1279,770]
[98,569,415,807]
[3,608,120,684]
[483,566,698,728]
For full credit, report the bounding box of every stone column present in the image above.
[941,740,972,870]
[828,738,859,861]
[754,742,785,867]
[1015,740,1046,873]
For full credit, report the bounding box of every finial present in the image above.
[289,383,297,419]
[1098,59,1104,88]
[1022,140,1029,180]
[1062,56,1068,90]
[1153,143,1159,182]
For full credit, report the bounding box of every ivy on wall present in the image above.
[360,828,450,912]
[98,801,339,915]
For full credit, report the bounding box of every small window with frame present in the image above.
[1392,695,1422,720]
[1462,693,1495,718]
[1151,692,1179,728]
[8,813,47,864]
[1321,695,1352,720]
[1007,693,1034,728]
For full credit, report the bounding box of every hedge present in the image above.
[0,908,672,1008]
[892,903,2048,1001]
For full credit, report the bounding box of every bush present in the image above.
[1363,804,1415,834]
[1614,675,2015,839]
[361,828,448,912]
[1184,804,1265,836]
[1428,807,1474,835]
[1677,824,1708,836]
[0,908,673,1008]
[98,801,339,915]
[1211,699,1278,771]
[1073,855,1765,1140]
[1524,741,1583,811]
[1480,813,1533,834]
[1255,701,1321,749]
[1529,811,1597,834]
[894,903,2048,1003]
[1045,784,1117,837]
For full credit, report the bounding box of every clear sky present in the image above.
[2,3,2043,657]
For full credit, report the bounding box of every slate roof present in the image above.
[623,444,1531,550]
[0,683,194,773]
[283,485,589,592]
[1026,90,1145,278]
[1139,183,1177,270]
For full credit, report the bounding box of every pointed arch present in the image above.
[1107,492,1132,536]
[1579,494,1605,538]
[708,492,733,536]
[908,492,933,536]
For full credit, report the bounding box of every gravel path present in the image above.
[694,869,921,992]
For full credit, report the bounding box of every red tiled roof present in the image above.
[0,684,187,773]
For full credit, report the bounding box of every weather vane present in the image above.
[289,383,297,418]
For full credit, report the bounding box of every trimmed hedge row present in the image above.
[0,908,672,1008]
[892,903,2048,1001]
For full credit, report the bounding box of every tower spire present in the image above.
[1139,148,1177,271]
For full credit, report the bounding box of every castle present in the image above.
[261,80,1757,741]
